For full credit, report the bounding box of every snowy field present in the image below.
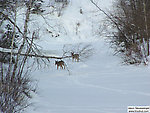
[25,0,150,113]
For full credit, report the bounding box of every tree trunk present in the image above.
[143,1,150,56]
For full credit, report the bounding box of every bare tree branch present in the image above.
[90,0,129,40]
[0,11,23,35]
[0,50,71,60]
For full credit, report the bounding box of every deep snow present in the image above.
[25,0,150,113]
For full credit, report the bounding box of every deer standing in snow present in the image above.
[71,52,79,62]
[55,60,65,69]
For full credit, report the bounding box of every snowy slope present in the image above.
[25,0,150,113]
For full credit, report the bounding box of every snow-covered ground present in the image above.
[25,0,150,113]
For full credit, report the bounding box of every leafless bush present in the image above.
[91,0,150,65]
[62,43,94,62]
[54,0,69,17]
[0,62,37,113]
[121,43,143,65]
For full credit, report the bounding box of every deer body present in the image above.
[55,60,65,69]
[71,52,79,62]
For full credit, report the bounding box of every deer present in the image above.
[71,52,79,62]
[55,60,65,69]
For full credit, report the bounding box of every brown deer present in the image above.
[55,60,65,69]
[71,52,79,62]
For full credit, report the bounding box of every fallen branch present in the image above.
[0,50,71,60]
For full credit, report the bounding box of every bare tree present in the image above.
[91,0,150,65]
[0,0,37,112]
[0,0,94,112]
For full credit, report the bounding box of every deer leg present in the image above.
[64,65,65,69]
[75,58,77,62]
[61,65,63,69]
